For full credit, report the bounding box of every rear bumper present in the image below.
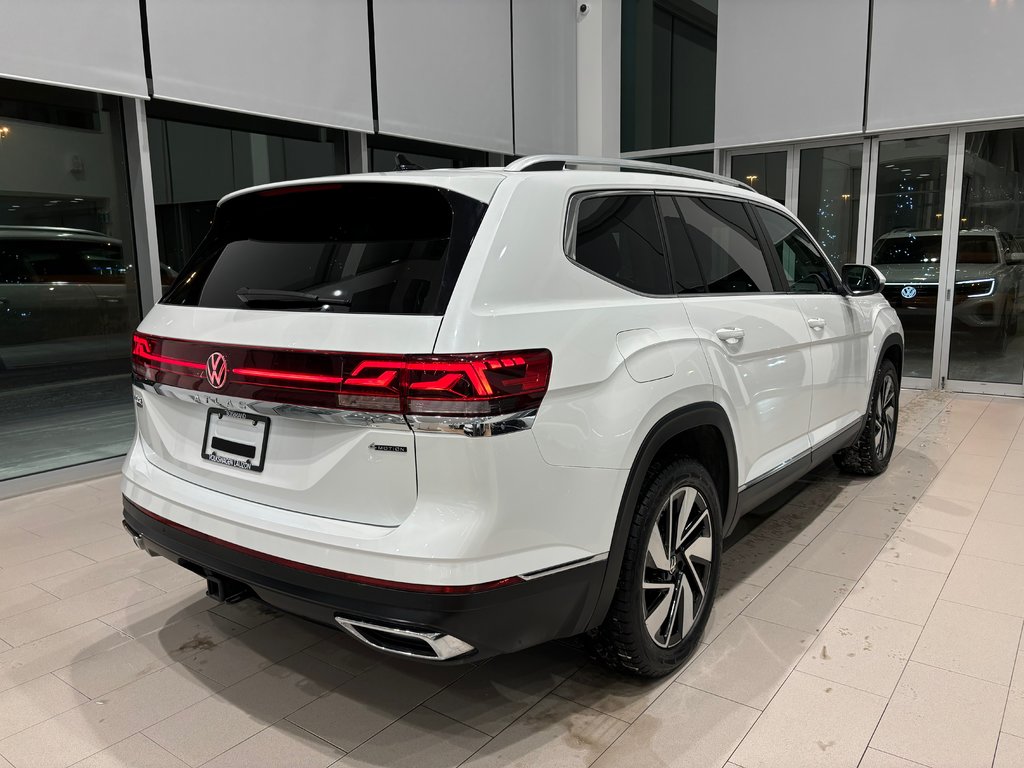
[122,497,604,661]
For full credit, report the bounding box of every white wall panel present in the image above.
[715,0,869,146]
[513,0,577,155]
[0,0,146,97]
[868,0,1024,131]
[147,0,373,131]
[374,0,514,154]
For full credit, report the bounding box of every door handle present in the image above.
[715,327,745,344]
[807,317,827,330]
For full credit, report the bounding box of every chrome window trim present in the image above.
[519,553,608,580]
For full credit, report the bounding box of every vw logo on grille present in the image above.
[901,285,918,299]
[206,352,228,389]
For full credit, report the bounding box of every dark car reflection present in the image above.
[0,226,175,380]
[873,228,1024,352]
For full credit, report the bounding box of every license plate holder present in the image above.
[201,409,270,472]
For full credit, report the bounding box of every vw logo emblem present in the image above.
[901,285,918,300]
[206,352,228,389]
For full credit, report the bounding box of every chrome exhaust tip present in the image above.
[335,616,475,661]
[122,520,151,554]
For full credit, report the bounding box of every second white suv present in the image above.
[121,156,903,677]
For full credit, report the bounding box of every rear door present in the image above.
[751,205,871,447]
[133,180,492,527]
[661,194,813,486]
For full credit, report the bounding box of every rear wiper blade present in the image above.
[236,287,352,308]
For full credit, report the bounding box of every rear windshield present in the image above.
[161,182,487,315]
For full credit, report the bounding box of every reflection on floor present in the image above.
[1,389,1023,767]
[0,375,133,481]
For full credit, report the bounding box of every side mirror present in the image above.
[842,264,886,296]
[1008,252,1024,265]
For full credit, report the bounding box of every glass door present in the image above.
[866,134,952,383]
[727,149,790,206]
[941,125,1024,395]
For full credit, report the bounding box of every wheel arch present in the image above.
[879,331,904,384]
[585,401,738,632]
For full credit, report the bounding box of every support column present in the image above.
[576,0,621,158]
[122,98,162,314]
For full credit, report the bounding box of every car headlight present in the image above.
[955,278,996,298]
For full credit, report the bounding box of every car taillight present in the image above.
[131,333,552,418]
[349,351,553,416]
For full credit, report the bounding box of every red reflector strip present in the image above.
[132,504,523,594]
[134,351,206,371]
[232,367,345,385]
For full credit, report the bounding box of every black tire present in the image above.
[591,458,722,677]
[833,358,899,476]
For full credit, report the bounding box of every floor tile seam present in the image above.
[0,671,92,744]
[787,666,893,702]
[730,607,824,637]
[0,577,174,647]
[860,744,937,768]
[933,596,1024,621]
[859,503,994,762]
[0,588,61,622]
[282,718,351,758]
[668,678,765,714]
[784,561,864,584]
[993,621,1024,755]
[901,655,1014,689]
[415,699,499,737]
[286,660,481,757]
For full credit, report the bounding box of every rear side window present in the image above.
[573,194,672,295]
[674,197,774,293]
[754,206,839,293]
[162,182,487,316]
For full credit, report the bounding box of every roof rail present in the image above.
[504,154,754,191]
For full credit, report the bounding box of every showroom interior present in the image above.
[1,0,1023,766]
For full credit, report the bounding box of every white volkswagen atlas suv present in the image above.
[122,156,903,676]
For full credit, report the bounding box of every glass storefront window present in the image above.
[643,151,714,173]
[147,103,348,274]
[946,128,1024,385]
[798,144,863,268]
[0,80,139,481]
[730,151,787,204]
[367,135,488,172]
[621,0,717,153]
[869,135,949,379]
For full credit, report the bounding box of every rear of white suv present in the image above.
[122,157,903,676]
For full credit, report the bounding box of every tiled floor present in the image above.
[1,389,1023,768]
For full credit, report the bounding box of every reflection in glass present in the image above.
[947,128,1024,385]
[644,152,714,173]
[730,152,786,205]
[870,135,949,379]
[621,0,717,153]
[798,144,862,268]
[0,81,139,480]
[147,106,348,274]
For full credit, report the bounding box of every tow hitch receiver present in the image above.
[205,573,252,604]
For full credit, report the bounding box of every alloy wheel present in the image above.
[642,485,714,648]
[873,373,897,460]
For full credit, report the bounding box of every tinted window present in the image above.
[755,206,838,293]
[658,196,705,293]
[573,194,671,295]
[162,183,486,316]
[674,197,774,293]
